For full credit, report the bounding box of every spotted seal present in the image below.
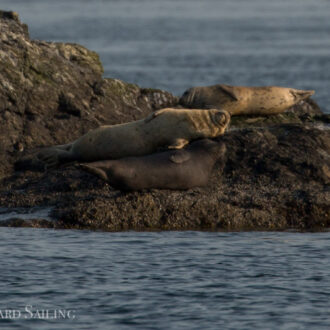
[180,84,314,115]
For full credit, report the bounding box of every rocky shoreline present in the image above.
[0,11,329,231]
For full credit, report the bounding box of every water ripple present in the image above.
[0,229,330,329]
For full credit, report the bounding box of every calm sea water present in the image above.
[0,229,330,329]
[1,0,330,112]
[1,1,330,329]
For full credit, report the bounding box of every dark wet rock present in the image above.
[0,124,329,231]
[0,11,329,231]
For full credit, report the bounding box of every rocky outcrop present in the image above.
[0,11,178,178]
[1,124,329,231]
[0,11,329,231]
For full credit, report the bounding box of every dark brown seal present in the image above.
[77,139,226,191]
[180,84,315,115]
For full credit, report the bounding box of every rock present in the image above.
[0,11,178,178]
[0,11,329,231]
[0,124,329,231]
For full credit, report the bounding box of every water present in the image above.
[1,1,330,328]
[0,207,53,222]
[1,0,330,112]
[0,229,330,329]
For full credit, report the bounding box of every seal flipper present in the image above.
[217,84,239,101]
[290,89,315,102]
[167,138,189,150]
[169,150,191,164]
[78,164,108,181]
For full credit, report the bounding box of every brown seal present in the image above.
[180,84,315,115]
[78,139,226,191]
[38,108,230,168]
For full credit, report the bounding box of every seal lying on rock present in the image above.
[180,84,315,116]
[78,139,226,191]
[38,108,230,168]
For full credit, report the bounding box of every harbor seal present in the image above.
[77,139,226,191]
[179,84,315,116]
[38,108,230,168]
